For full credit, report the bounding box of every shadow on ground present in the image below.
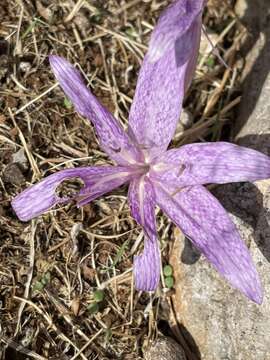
[234,0,270,134]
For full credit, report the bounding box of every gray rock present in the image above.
[144,336,186,360]
[234,0,270,152]
[169,1,270,359]
[171,212,270,359]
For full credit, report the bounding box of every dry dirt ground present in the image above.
[0,0,248,359]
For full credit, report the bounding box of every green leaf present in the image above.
[22,19,38,39]
[165,276,174,289]
[163,265,173,277]
[41,272,51,285]
[206,56,215,68]
[112,240,129,268]
[32,272,51,292]
[64,97,72,109]
[125,27,138,39]
[87,302,99,314]
[93,290,105,303]
[32,281,44,292]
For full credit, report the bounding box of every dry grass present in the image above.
[0,0,247,359]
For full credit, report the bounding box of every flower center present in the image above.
[141,163,151,175]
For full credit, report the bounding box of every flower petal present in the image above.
[128,177,160,291]
[133,234,161,292]
[12,166,133,221]
[148,0,204,63]
[154,183,263,303]
[128,1,204,156]
[49,56,141,165]
[151,142,270,187]
[183,14,202,92]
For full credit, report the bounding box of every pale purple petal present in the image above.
[128,0,204,156]
[154,183,263,304]
[12,166,133,222]
[151,142,270,187]
[183,14,202,92]
[128,177,160,291]
[49,56,142,165]
[133,235,161,292]
[148,0,204,63]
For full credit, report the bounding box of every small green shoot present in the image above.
[32,272,51,292]
[165,276,174,289]
[206,56,215,68]
[112,240,129,268]
[124,27,138,39]
[87,302,99,315]
[22,19,38,39]
[93,290,105,303]
[163,264,173,277]
[101,240,129,274]
[64,97,72,109]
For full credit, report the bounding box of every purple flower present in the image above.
[12,0,270,304]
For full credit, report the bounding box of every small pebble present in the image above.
[144,336,186,360]
[3,163,25,186]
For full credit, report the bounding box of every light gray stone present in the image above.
[234,0,270,151]
[169,1,270,359]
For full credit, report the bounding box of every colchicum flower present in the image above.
[12,0,270,304]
